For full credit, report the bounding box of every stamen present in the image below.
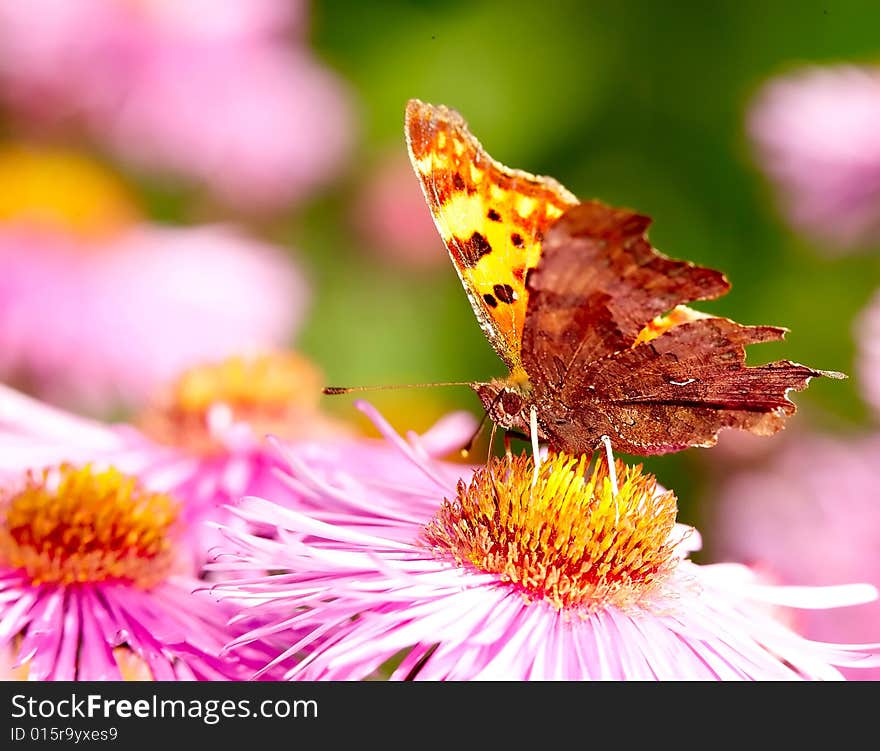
[0,465,180,588]
[424,452,679,612]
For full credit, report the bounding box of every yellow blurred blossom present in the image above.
[0,145,138,237]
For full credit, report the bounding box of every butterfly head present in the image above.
[473,374,547,440]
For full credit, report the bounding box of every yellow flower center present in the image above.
[0,146,138,238]
[0,465,179,588]
[139,352,339,453]
[171,352,322,415]
[423,452,679,612]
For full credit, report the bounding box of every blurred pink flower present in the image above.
[0,0,353,210]
[748,65,880,250]
[710,432,880,679]
[353,153,446,269]
[103,45,353,211]
[856,289,880,418]
[212,402,880,680]
[0,224,305,413]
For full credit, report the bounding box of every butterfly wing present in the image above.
[405,99,578,371]
[555,318,836,454]
[523,201,837,454]
[521,201,730,388]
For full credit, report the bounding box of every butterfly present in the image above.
[404,98,841,455]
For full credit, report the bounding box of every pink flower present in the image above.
[0,0,354,210]
[0,462,269,680]
[0,224,305,414]
[0,381,230,568]
[105,46,353,211]
[856,290,880,418]
[211,403,880,680]
[748,65,880,250]
[710,432,880,679]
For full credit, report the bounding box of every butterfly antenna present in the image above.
[600,435,619,524]
[323,381,474,395]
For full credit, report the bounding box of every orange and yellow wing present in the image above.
[405,99,578,371]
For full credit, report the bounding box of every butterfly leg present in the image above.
[600,434,619,524]
[487,420,499,470]
[530,405,541,487]
[503,431,513,458]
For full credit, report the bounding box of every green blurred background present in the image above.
[277,1,880,534]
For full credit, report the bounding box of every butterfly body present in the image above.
[405,99,840,456]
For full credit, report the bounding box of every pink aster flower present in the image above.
[748,64,880,250]
[856,290,880,418]
[0,462,270,680]
[0,380,237,569]
[0,0,353,211]
[0,224,304,414]
[211,402,880,681]
[710,432,880,679]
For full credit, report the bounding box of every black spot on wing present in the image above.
[493,284,516,304]
[459,232,492,266]
[511,233,524,248]
[487,209,501,222]
[483,293,498,308]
